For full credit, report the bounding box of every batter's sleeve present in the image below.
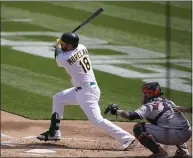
[134,104,153,119]
[56,53,66,67]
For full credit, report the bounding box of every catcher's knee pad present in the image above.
[49,112,60,133]
[133,123,160,154]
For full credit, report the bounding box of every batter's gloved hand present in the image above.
[54,47,62,59]
[104,103,119,115]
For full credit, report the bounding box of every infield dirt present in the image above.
[1,111,192,157]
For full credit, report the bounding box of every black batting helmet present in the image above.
[141,82,163,104]
[56,32,79,49]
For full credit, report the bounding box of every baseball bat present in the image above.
[54,7,104,48]
[72,7,104,33]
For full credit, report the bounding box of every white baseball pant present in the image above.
[52,84,134,142]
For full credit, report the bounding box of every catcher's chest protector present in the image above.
[147,101,170,125]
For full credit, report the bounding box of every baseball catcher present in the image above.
[104,82,192,158]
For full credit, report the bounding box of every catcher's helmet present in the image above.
[56,32,79,49]
[141,82,163,104]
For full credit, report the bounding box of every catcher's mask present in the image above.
[141,82,163,104]
[56,32,79,50]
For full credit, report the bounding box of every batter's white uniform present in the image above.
[53,44,134,143]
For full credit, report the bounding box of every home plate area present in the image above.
[1,133,145,157]
[0,111,192,157]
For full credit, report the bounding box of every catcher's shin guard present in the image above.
[133,123,160,154]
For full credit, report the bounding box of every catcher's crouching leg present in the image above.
[37,112,61,141]
[133,123,160,154]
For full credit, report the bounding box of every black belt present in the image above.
[75,82,96,92]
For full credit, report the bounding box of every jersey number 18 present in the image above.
[79,57,90,73]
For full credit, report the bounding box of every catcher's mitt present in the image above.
[104,103,119,115]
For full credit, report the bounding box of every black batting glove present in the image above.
[54,47,62,59]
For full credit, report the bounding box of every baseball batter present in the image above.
[37,32,135,150]
[105,82,192,157]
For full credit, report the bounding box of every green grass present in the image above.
[103,1,192,20]
[23,35,57,42]
[50,2,191,32]
[3,35,29,41]
[1,2,191,59]
[113,64,154,73]
[1,64,70,97]
[1,47,192,122]
[181,77,192,85]
[1,84,87,120]
[139,63,192,72]
[138,62,192,72]
[1,46,72,80]
[1,21,54,32]
[89,49,126,55]
[3,35,57,42]
[182,77,192,82]
[2,2,191,45]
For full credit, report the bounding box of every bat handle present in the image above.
[72,26,80,33]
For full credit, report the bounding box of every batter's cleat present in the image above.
[37,130,61,141]
[174,150,191,158]
[118,136,135,151]
[148,152,169,158]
